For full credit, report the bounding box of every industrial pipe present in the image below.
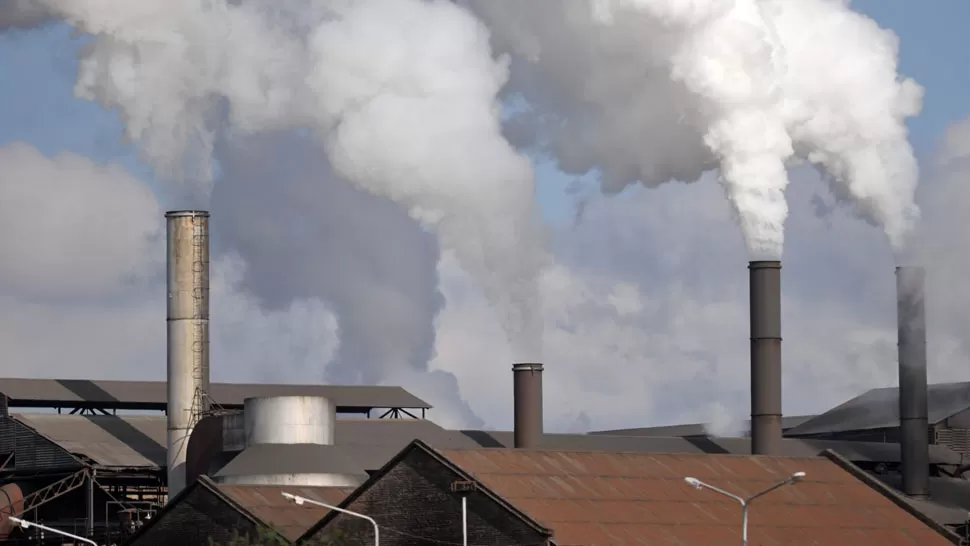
[896,266,929,498]
[513,363,543,449]
[749,261,783,455]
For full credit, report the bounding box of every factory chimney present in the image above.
[513,363,543,448]
[896,266,929,499]
[166,210,211,499]
[749,261,783,455]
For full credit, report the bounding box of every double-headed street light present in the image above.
[684,471,806,546]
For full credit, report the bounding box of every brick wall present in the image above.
[130,484,274,546]
[303,448,549,546]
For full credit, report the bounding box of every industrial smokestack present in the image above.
[896,266,929,499]
[166,210,211,499]
[513,363,543,449]
[749,261,783,455]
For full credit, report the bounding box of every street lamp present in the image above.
[281,492,380,546]
[7,516,98,546]
[684,471,806,546]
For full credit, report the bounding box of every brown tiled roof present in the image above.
[438,449,955,546]
[216,483,355,540]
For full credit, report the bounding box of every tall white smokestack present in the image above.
[166,210,211,499]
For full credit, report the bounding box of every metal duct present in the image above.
[513,363,543,449]
[165,210,211,499]
[749,261,782,455]
[896,266,929,498]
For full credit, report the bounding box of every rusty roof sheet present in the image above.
[459,430,964,465]
[438,449,954,546]
[217,483,354,541]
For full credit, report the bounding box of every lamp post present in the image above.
[7,516,98,546]
[281,492,379,546]
[684,471,806,546]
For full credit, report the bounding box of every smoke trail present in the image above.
[0,0,55,30]
[35,0,545,360]
[473,0,922,258]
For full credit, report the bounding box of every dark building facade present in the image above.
[301,443,551,546]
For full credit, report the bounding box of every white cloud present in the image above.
[0,144,339,386]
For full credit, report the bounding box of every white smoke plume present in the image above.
[472,0,923,259]
[36,0,545,360]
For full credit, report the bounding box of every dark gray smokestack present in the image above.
[513,363,543,449]
[749,261,782,455]
[896,266,929,499]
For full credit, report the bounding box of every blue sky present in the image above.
[1,1,968,222]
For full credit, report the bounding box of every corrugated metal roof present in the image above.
[591,415,816,437]
[12,413,166,468]
[0,378,431,410]
[461,430,964,465]
[214,444,367,480]
[877,475,970,525]
[438,448,955,546]
[216,483,354,541]
[787,382,970,437]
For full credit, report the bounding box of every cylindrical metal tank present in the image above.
[244,396,335,447]
[0,483,25,539]
[166,210,211,499]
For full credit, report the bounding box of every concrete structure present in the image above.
[749,260,783,455]
[166,210,211,499]
[512,363,543,449]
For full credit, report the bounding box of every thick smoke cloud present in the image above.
[211,131,483,426]
[3,119,970,431]
[35,0,545,361]
[471,0,923,259]
[0,1,55,30]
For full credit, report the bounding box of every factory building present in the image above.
[128,440,960,546]
[2,210,969,545]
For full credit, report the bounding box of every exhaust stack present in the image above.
[749,261,783,455]
[513,363,543,449]
[166,210,211,499]
[896,266,929,499]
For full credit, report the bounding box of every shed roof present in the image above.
[216,483,354,541]
[12,413,166,468]
[437,447,957,546]
[591,414,816,437]
[460,430,964,465]
[787,382,970,437]
[0,378,430,412]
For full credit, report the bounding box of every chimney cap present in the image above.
[748,260,781,269]
[165,210,210,218]
[512,362,544,372]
